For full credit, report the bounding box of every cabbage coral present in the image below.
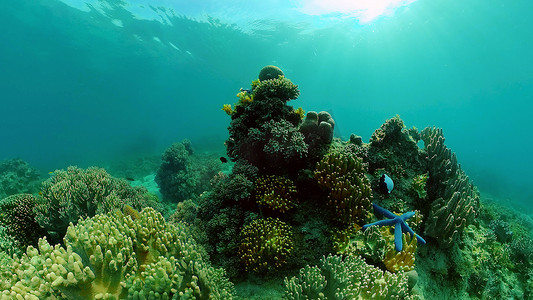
[238,218,294,272]
[0,207,235,299]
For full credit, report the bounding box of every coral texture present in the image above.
[35,166,157,242]
[0,194,47,251]
[284,254,411,299]
[155,140,199,202]
[254,175,298,213]
[314,148,372,225]
[238,218,294,272]
[421,127,480,248]
[0,208,235,299]
[258,65,284,81]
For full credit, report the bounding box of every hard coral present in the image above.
[421,127,480,248]
[238,217,294,272]
[254,175,298,213]
[0,158,40,199]
[284,254,412,299]
[253,76,300,102]
[35,166,156,243]
[314,148,372,225]
[258,65,284,81]
[0,194,46,250]
[0,208,235,299]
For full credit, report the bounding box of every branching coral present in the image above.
[238,218,294,272]
[155,140,200,202]
[0,208,235,299]
[35,166,158,242]
[254,175,298,213]
[253,76,299,101]
[284,254,412,299]
[314,148,372,225]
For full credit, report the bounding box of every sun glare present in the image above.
[298,0,416,23]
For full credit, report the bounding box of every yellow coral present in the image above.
[237,91,253,105]
[254,175,297,213]
[314,150,372,225]
[238,218,294,272]
[293,107,305,120]
[221,104,233,115]
[382,231,417,273]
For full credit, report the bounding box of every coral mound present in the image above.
[0,207,235,299]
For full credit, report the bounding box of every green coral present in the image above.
[412,173,428,199]
[0,194,47,251]
[254,175,298,213]
[253,75,299,101]
[258,65,284,81]
[421,127,480,248]
[238,218,294,272]
[284,254,412,299]
[0,207,235,299]
[314,148,372,225]
[34,166,157,242]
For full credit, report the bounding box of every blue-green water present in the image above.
[1,0,531,208]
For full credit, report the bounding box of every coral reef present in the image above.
[35,166,159,243]
[0,158,41,199]
[314,147,372,225]
[254,175,298,213]
[155,140,199,202]
[258,65,284,81]
[284,254,412,299]
[238,218,294,272]
[0,208,235,299]
[299,111,336,164]
[383,233,417,273]
[0,194,47,251]
[421,127,480,248]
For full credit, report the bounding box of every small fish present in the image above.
[125,177,135,181]
[220,157,228,163]
[379,174,394,194]
[38,191,42,196]
[48,171,55,177]
[240,88,253,94]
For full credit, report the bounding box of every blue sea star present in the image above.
[362,203,426,251]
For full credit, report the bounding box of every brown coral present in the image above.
[314,149,372,225]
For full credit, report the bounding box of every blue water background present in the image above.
[1,0,531,208]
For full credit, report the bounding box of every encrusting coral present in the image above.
[0,207,235,299]
[238,217,294,272]
[314,148,372,225]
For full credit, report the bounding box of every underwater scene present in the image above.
[1,0,532,299]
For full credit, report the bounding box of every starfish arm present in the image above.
[394,223,403,252]
[400,222,426,245]
[372,203,398,219]
[362,218,397,230]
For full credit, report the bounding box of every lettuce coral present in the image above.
[0,207,235,299]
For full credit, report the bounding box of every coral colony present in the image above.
[0,66,531,299]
